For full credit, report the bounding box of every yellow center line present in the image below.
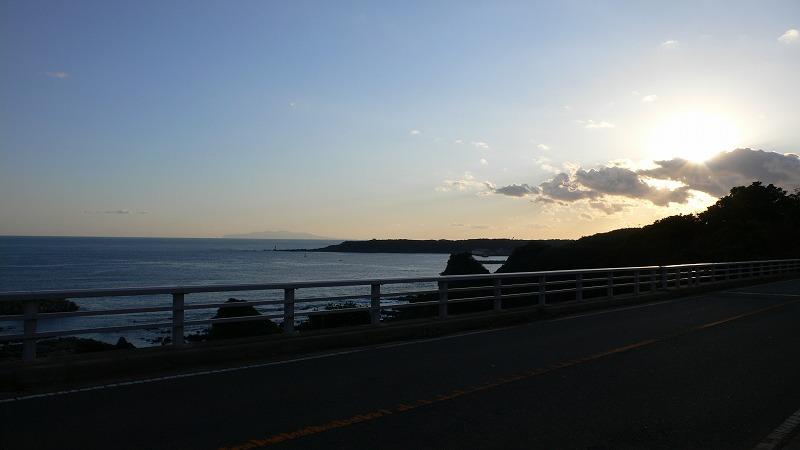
[219,299,800,450]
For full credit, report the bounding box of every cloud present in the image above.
[437,172,494,193]
[574,166,692,206]
[588,201,628,215]
[639,148,800,196]
[504,148,797,212]
[539,173,598,201]
[450,223,490,229]
[536,143,551,151]
[641,94,659,103]
[472,141,490,150]
[443,148,799,216]
[83,209,148,215]
[45,71,70,79]
[583,120,615,129]
[409,129,421,135]
[479,158,488,165]
[535,156,561,174]
[778,29,799,44]
[661,40,679,48]
[493,184,538,197]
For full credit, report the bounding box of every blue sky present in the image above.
[2,1,799,238]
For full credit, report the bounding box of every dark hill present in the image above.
[499,182,800,272]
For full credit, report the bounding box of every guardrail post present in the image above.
[538,275,546,307]
[606,271,614,298]
[650,269,657,292]
[22,300,40,362]
[438,281,448,319]
[283,288,296,334]
[634,270,640,296]
[171,293,185,347]
[370,283,381,325]
[493,278,502,311]
[660,266,667,290]
[575,274,583,302]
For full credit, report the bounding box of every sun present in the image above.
[647,111,741,162]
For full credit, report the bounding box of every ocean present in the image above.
[0,236,472,346]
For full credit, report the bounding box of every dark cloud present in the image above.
[588,201,628,214]
[533,196,565,205]
[639,148,800,196]
[493,183,538,197]
[477,148,798,215]
[538,173,598,201]
[575,167,647,196]
[575,166,690,206]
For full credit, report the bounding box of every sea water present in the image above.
[0,236,460,346]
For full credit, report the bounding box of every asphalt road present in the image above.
[2,278,800,450]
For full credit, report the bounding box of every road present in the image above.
[2,278,800,449]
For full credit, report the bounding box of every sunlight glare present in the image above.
[647,112,741,162]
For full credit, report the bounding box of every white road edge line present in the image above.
[753,406,800,450]
[0,294,715,404]
[728,292,800,297]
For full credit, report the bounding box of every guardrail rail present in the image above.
[1,258,798,361]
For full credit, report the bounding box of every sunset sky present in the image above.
[1,1,799,239]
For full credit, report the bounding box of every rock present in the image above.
[440,252,490,276]
[115,337,135,349]
[209,298,281,340]
[394,253,493,321]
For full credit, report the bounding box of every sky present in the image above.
[1,0,799,240]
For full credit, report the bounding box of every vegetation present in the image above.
[499,182,800,272]
[0,337,134,360]
[300,301,371,330]
[0,298,78,316]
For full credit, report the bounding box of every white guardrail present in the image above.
[1,259,798,361]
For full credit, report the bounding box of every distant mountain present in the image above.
[222,230,337,240]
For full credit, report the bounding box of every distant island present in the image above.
[295,239,567,256]
[222,230,338,240]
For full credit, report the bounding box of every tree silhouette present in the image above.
[499,182,800,272]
